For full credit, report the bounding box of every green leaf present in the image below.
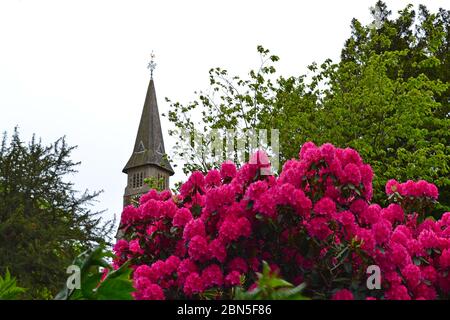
[95,262,134,300]
[0,269,26,300]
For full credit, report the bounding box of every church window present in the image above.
[131,172,145,189]
[139,172,144,187]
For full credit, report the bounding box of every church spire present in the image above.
[122,54,174,176]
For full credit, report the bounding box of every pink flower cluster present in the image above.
[113,142,449,300]
[386,179,439,199]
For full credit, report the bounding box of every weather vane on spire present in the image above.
[147,51,157,79]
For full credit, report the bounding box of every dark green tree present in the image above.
[0,128,113,299]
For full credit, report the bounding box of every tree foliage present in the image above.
[0,128,114,299]
[166,2,450,215]
[166,45,280,174]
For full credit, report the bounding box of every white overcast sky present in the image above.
[0,0,447,229]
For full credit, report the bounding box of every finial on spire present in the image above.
[147,51,157,79]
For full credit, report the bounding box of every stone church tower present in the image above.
[122,59,174,207]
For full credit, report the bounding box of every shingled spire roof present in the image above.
[122,78,174,175]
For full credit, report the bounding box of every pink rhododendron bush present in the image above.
[113,142,450,300]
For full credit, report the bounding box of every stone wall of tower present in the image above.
[123,165,170,207]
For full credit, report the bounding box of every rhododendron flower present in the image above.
[224,271,241,286]
[220,161,237,179]
[247,257,260,272]
[189,171,205,188]
[183,272,204,296]
[359,164,374,185]
[134,264,156,282]
[294,189,312,214]
[385,179,401,195]
[360,204,381,225]
[355,228,375,253]
[139,189,159,205]
[389,242,411,267]
[437,212,450,228]
[418,229,438,249]
[140,198,163,220]
[421,265,437,284]
[253,191,277,218]
[173,208,193,228]
[245,180,269,201]
[209,238,227,263]
[146,224,157,236]
[372,219,392,245]
[301,147,321,166]
[401,264,421,289]
[406,239,424,257]
[390,227,410,246]
[349,198,368,214]
[204,184,235,213]
[188,235,209,261]
[381,203,404,224]
[135,282,165,300]
[180,180,194,197]
[332,289,354,300]
[205,169,221,187]
[313,197,336,216]
[159,200,177,219]
[385,284,411,300]
[177,259,198,284]
[202,264,224,288]
[299,141,317,160]
[343,163,361,185]
[340,147,363,166]
[332,210,355,227]
[414,283,437,300]
[120,205,140,225]
[159,189,172,200]
[306,217,332,240]
[164,255,181,275]
[150,260,165,278]
[228,257,248,274]
[319,143,335,163]
[183,219,206,241]
[439,249,450,268]
[113,239,128,256]
[129,239,142,254]
[217,217,250,244]
[424,182,438,199]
